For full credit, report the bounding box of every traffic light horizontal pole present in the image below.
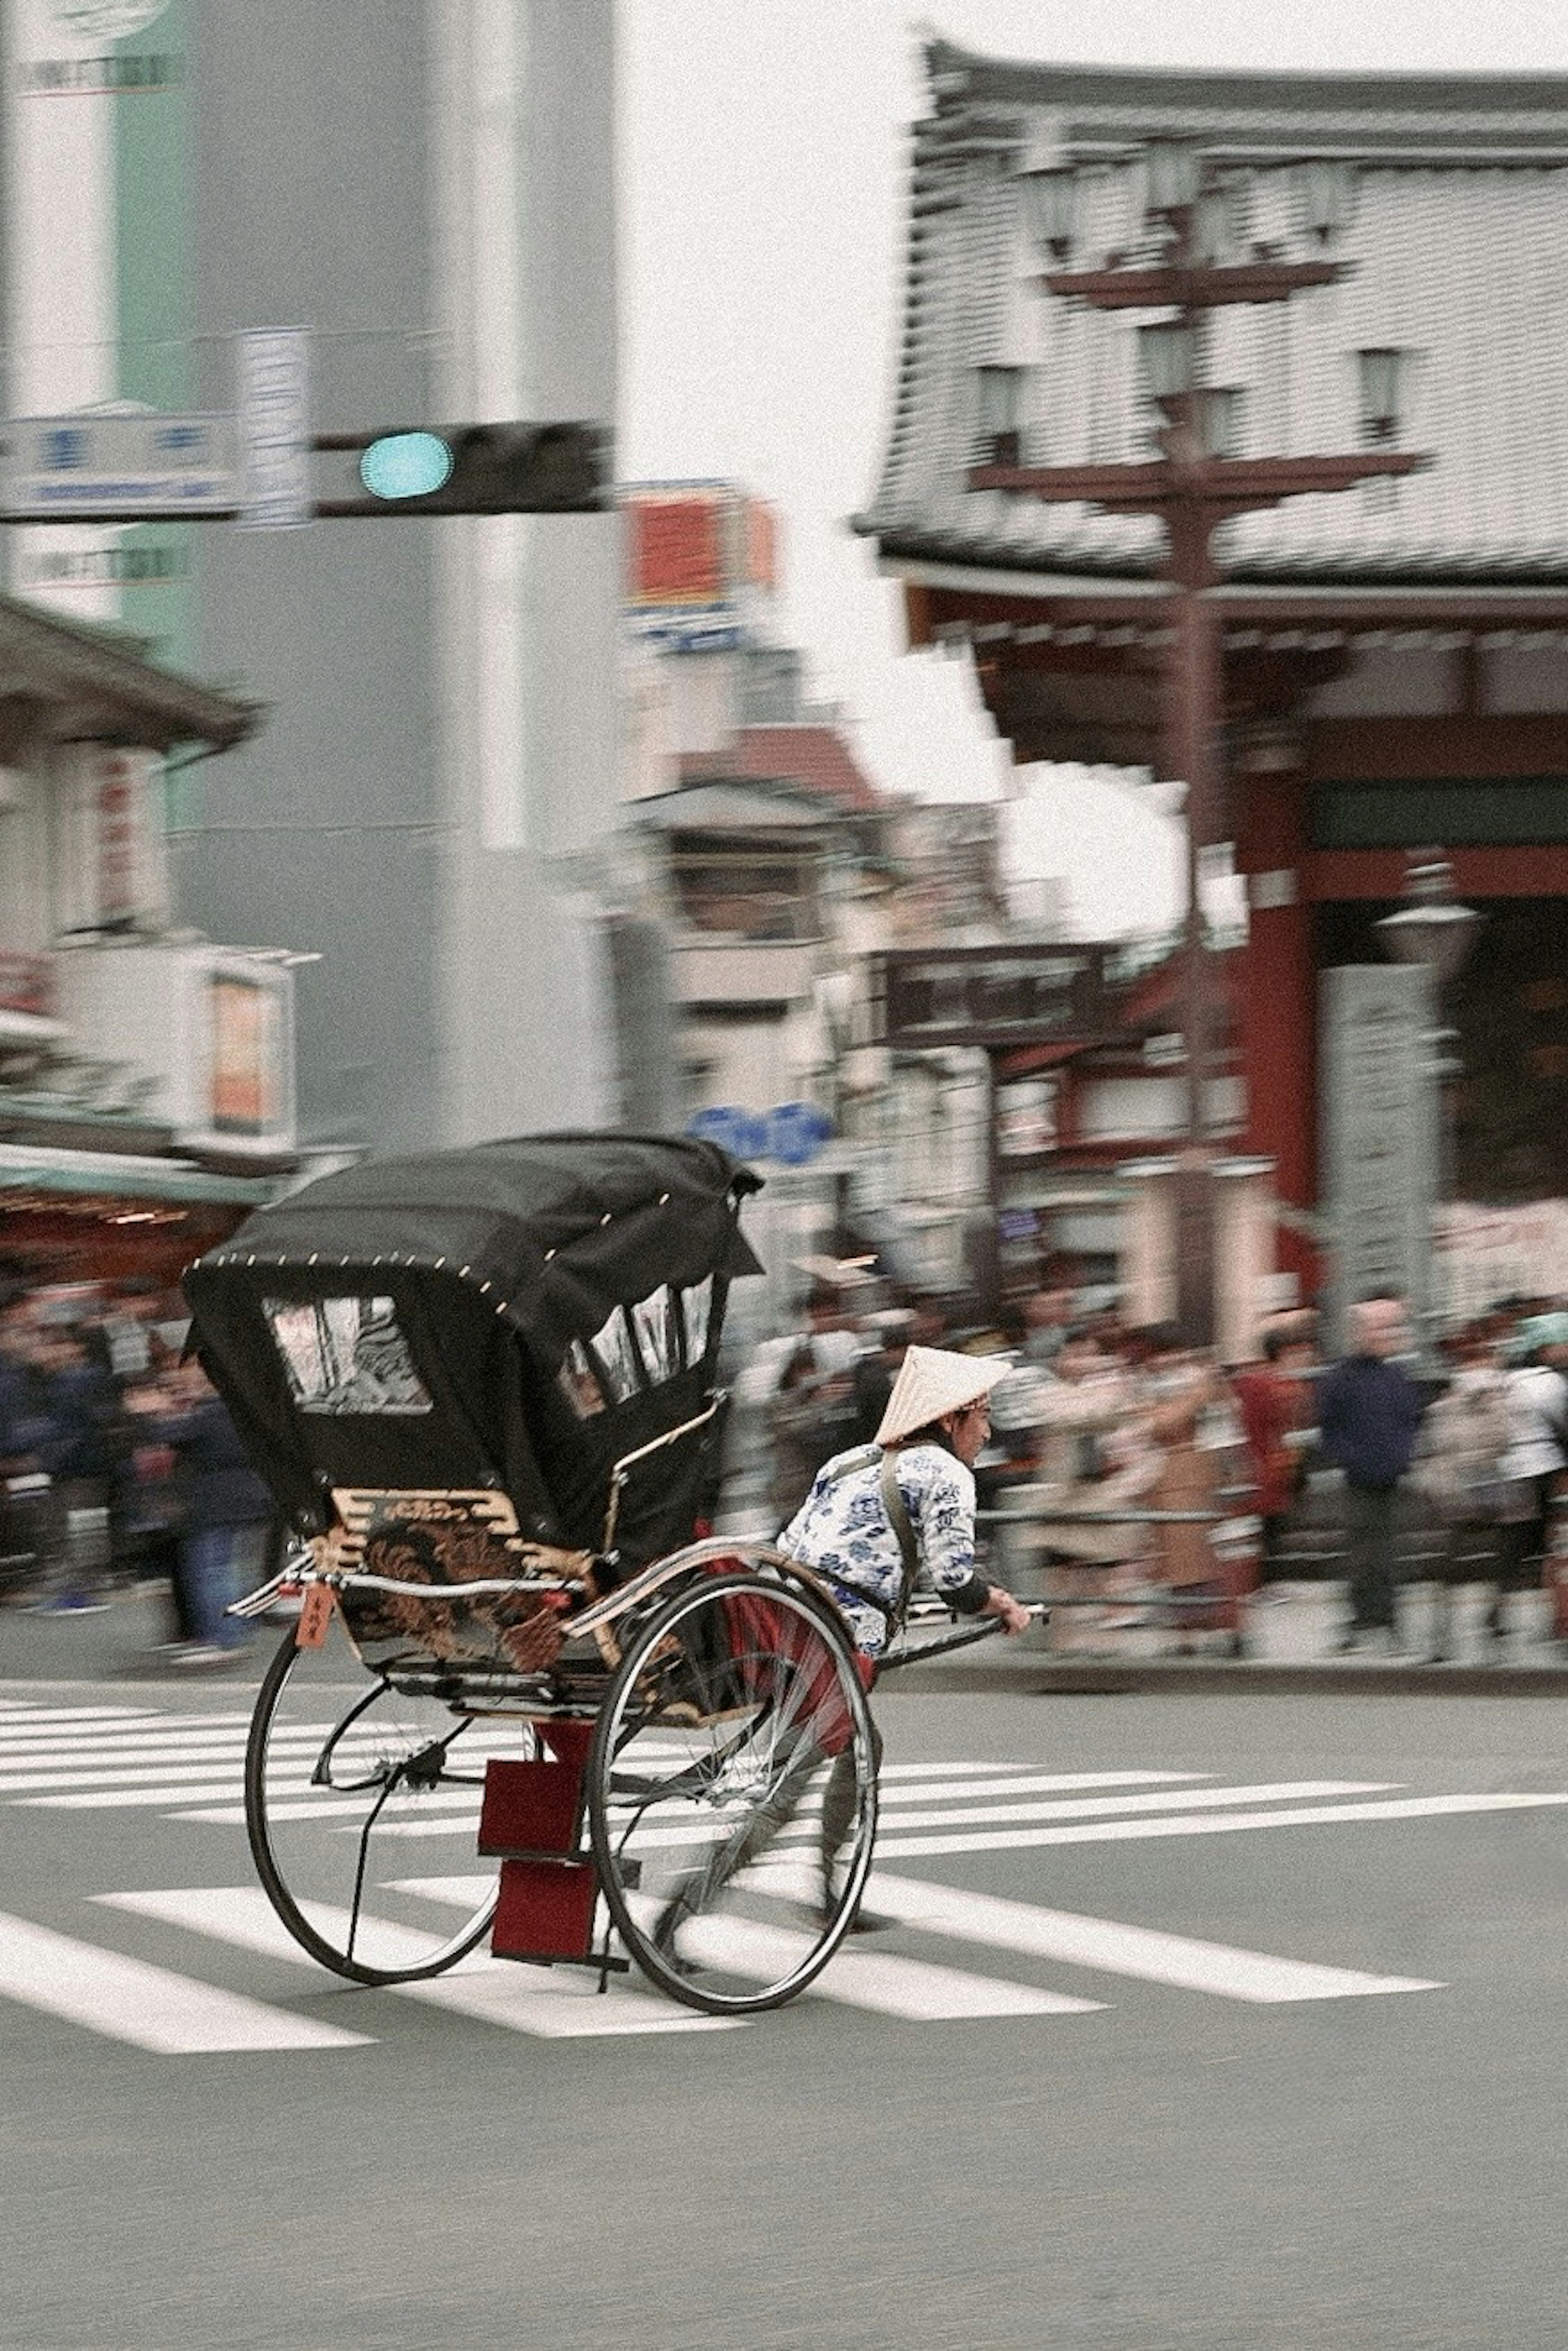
[0,503,617,523]
[1040,260,1346,309]
[969,450,1428,510]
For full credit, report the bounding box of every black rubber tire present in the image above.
[586,1570,878,2015]
[244,1628,503,1984]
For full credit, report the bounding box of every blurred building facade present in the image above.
[0,594,296,1283]
[857,44,1568,1320]
[2,0,619,1160]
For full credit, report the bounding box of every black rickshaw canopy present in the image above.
[183,1132,763,1560]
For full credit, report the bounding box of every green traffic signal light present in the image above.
[358,431,456,501]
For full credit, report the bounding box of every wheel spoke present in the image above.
[243,1625,523,1984]
[587,1572,878,2015]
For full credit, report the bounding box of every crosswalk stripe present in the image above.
[0,1727,325,1756]
[598,1778,1399,1859]
[175,1791,483,1825]
[874,1788,1568,1859]
[98,1888,734,2038]
[0,1907,372,2052]
[877,1770,1207,1806]
[868,1873,1442,2003]
[869,1778,1396,1835]
[22,1782,266,1810]
[388,1873,1101,2020]
[0,1707,163,1728]
[662,1912,1103,2020]
[0,1764,274,1794]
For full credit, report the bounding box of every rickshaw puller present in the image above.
[777,1345,1032,1922]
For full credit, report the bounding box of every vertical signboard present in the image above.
[236,327,312,529]
[207,964,290,1140]
[1320,964,1438,1349]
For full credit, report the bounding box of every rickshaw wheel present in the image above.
[245,1624,522,1984]
[587,1570,878,2015]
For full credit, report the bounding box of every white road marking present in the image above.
[99,1887,733,2038]
[666,1912,1102,2019]
[591,1778,1399,1860]
[0,1707,163,1728]
[393,1875,1100,2021]
[22,1782,274,1810]
[877,1770,1209,1807]
[0,1728,323,1758]
[176,1790,485,1825]
[873,1789,1568,1859]
[868,1873,1443,2003]
[871,1778,1397,1836]
[0,1908,372,2053]
[0,1763,303,1795]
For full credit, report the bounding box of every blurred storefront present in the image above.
[0,592,299,1286]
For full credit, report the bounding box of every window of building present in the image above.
[670,844,819,942]
[1312,778,1568,850]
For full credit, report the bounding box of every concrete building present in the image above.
[3,0,619,1159]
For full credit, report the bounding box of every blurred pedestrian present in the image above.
[1414,1325,1515,1661]
[29,1325,124,1615]
[133,1363,274,1665]
[1318,1296,1425,1653]
[1014,1326,1145,1654]
[1136,1327,1229,1651]
[1492,1313,1568,1641]
[1233,1327,1319,1585]
[764,1286,865,1521]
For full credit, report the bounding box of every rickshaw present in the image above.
[184,1133,997,2017]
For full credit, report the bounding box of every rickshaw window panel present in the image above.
[263,1296,434,1416]
[630,1285,681,1384]
[587,1305,643,1403]
[679,1276,713,1364]
[557,1339,608,1419]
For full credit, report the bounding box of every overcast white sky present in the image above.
[619,2,1568,937]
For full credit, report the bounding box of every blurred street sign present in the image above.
[688,1103,833,1166]
[877,944,1111,1048]
[236,326,312,529]
[766,1101,834,1166]
[688,1106,769,1160]
[1,412,236,517]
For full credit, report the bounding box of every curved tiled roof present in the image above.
[680,724,887,811]
[856,45,1568,588]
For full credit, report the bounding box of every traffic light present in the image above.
[327,421,611,516]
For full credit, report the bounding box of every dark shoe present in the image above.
[814,1904,895,1935]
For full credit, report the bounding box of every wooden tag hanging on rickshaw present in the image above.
[295,1584,337,1648]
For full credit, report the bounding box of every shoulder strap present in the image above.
[822,1443,879,1488]
[879,1450,920,1626]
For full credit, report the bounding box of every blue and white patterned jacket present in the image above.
[778,1440,986,1658]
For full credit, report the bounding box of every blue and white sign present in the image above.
[687,1106,769,1160]
[765,1101,834,1167]
[2,412,236,516]
[236,326,312,530]
[688,1102,833,1166]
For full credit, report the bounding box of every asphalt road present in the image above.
[4,1664,1568,2351]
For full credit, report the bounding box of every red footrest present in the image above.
[492,1857,598,1964]
[481,1725,599,1964]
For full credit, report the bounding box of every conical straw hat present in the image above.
[875,1344,1011,1447]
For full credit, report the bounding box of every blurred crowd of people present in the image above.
[733,1272,1568,1662]
[0,1277,274,1665]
